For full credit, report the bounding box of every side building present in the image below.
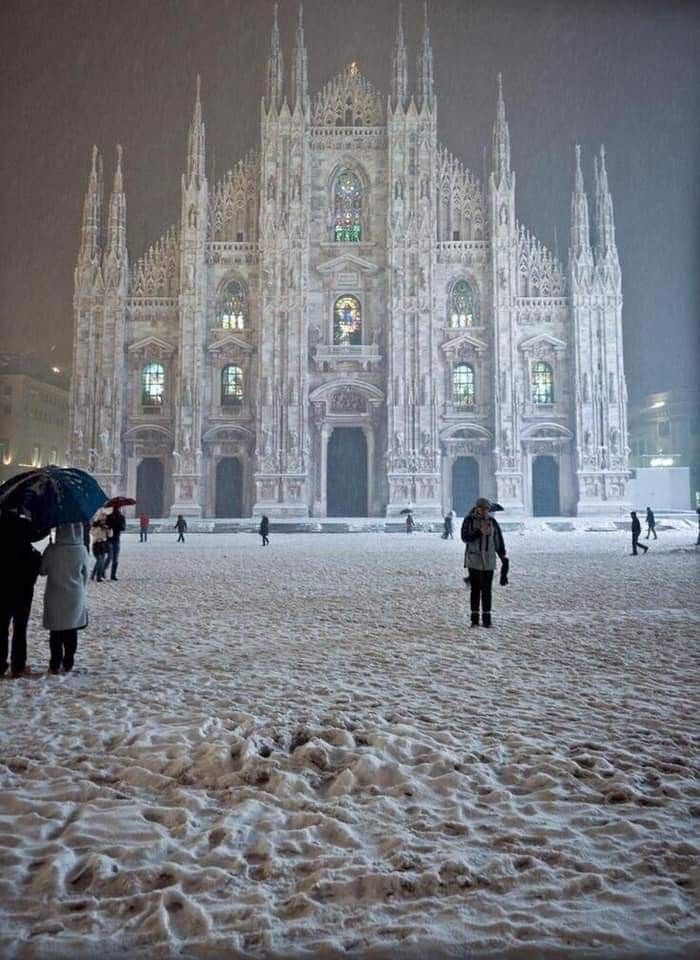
[0,357,70,484]
[68,5,631,519]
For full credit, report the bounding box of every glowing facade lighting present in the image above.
[649,457,674,467]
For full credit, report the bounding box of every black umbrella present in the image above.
[399,508,414,515]
[0,466,108,538]
[490,502,504,512]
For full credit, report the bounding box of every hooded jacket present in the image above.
[40,523,89,631]
[461,509,507,572]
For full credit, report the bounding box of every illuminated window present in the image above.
[452,363,475,407]
[333,296,362,346]
[142,362,165,406]
[218,281,247,330]
[50,448,58,464]
[532,361,554,405]
[32,445,41,467]
[221,365,243,407]
[334,171,362,242]
[449,279,479,327]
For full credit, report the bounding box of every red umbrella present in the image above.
[105,496,136,508]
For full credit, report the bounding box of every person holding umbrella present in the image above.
[40,523,89,674]
[461,496,508,628]
[103,497,134,580]
[0,511,42,678]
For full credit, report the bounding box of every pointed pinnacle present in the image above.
[90,144,98,175]
[116,143,123,173]
[497,72,503,102]
[298,2,303,28]
[196,73,201,104]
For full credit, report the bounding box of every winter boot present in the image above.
[470,612,479,628]
[482,612,492,628]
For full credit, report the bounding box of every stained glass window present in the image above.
[452,363,475,407]
[334,171,362,242]
[449,279,479,328]
[218,280,247,330]
[532,361,554,404]
[142,362,165,406]
[221,365,243,407]
[333,296,362,346]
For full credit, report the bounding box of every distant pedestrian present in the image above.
[696,508,700,547]
[90,514,109,582]
[630,511,648,555]
[0,512,41,678]
[175,515,187,543]
[40,522,89,674]
[259,515,270,546]
[461,497,509,628]
[139,513,150,542]
[405,513,415,534]
[104,507,126,580]
[442,513,454,540]
[645,506,657,540]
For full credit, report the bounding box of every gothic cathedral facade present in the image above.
[69,6,630,519]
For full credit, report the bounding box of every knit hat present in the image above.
[475,497,491,509]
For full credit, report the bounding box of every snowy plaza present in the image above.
[1,524,699,959]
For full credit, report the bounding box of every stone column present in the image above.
[362,424,374,515]
[320,424,331,517]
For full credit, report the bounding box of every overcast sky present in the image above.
[1,0,698,402]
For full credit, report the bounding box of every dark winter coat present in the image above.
[106,510,126,541]
[461,510,507,572]
[646,509,655,527]
[259,517,269,536]
[175,517,188,533]
[631,515,642,536]
[0,515,41,591]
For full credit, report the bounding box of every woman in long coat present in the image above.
[40,523,89,673]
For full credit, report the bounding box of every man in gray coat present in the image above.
[461,497,508,628]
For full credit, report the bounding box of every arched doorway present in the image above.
[532,455,560,516]
[327,427,367,517]
[452,456,480,517]
[215,457,243,518]
[136,458,164,518]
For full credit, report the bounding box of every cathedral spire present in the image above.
[106,144,127,263]
[391,3,408,112]
[266,2,284,113]
[491,73,512,186]
[417,1,434,112]
[78,144,103,264]
[186,75,206,187]
[291,3,308,114]
[593,144,618,267]
[570,144,593,275]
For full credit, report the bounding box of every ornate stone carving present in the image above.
[312,65,383,126]
[331,386,366,412]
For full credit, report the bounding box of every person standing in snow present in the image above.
[405,513,415,534]
[461,497,508,628]
[139,513,149,542]
[645,506,657,540]
[40,522,89,674]
[442,513,454,540]
[630,511,648,555]
[0,512,42,677]
[89,514,109,582]
[104,506,126,580]
[175,515,187,543]
[259,515,270,546]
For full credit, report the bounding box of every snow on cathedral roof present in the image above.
[312,63,384,127]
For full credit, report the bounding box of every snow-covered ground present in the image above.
[1,527,699,960]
